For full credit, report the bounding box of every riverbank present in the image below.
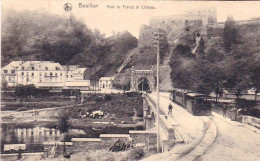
[1,93,147,159]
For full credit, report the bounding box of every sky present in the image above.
[2,0,260,38]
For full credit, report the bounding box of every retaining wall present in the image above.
[242,116,260,129]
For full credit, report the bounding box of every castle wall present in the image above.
[138,24,168,48]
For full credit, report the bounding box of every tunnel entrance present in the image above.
[138,78,150,91]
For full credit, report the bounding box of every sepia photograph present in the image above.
[1,0,260,161]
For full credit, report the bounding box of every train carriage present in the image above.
[185,93,212,115]
[170,88,212,116]
[174,89,190,107]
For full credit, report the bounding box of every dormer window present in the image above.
[11,70,15,73]
[4,70,8,73]
[56,67,60,70]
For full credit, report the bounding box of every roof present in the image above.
[2,61,23,70]
[175,89,190,93]
[3,61,65,71]
[217,99,235,104]
[186,93,206,97]
[62,65,87,73]
[100,77,114,81]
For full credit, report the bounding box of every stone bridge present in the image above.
[142,94,184,152]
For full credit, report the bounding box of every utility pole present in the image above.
[153,31,164,152]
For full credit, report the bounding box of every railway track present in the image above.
[176,116,218,161]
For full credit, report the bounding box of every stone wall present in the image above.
[129,131,157,150]
[242,116,260,129]
[138,24,168,48]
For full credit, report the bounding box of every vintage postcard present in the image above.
[1,0,260,161]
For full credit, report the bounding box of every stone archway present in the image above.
[130,67,155,92]
[137,77,150,91]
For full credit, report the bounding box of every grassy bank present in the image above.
[1,102,75,111]
[71,93,143,118]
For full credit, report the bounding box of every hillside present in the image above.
[1,10,138,80]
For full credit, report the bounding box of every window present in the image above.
[4,70,7,73]
[32,67,35,70]
[56,67,60,70]
[60,73,62,76]
[11,70,15,73]
[67,75,68,78]
[40,78,42,82]
[21,72,24,76]
[55,73,58,76]
[27,78,29,81]
[45,73,47,76]
[50,72,53,76]
[32,73,34,76]
[45,67,48,70]
[40,72,42,76]
[71,75,73,78]
[9,77,11,81]
[22,67,25,70]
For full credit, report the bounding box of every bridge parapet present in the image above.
[143,94,184,151]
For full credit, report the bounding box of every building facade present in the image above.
[62,65,90,90]
[1,61,89,90]
[99,77,114,89]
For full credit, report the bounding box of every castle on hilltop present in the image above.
[139,7,260,47]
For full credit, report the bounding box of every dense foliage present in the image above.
[14,85,37,97]
[2,10,138,79]
[169,17,260,100]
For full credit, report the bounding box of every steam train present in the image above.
[170,89,212,116]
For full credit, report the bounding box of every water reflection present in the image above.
[1,126,62,145]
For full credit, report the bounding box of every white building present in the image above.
[1,61,90,90]
[1,61,20,87]
[99,77,114,89]
[63,65,90,90]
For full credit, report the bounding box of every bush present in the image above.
[109,139,130,152]
[128,148,145,160]
[15,85,37,97]
[104,95,112,101]
[235,98,256,109]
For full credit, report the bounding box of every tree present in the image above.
[223,16,242,53]
[14,85,37,97]
[169,44,196,90]
[222,45,251,99]
[249,53,260,101]
[57,108,71,156]
[1,79,9,93]
[196,36,205,56]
